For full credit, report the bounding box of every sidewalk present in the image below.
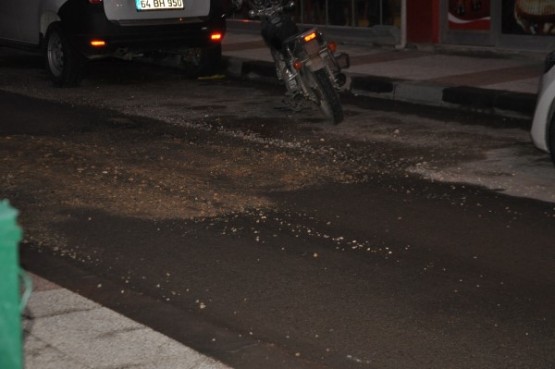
[23,272,231,369]
[222,25,544,119]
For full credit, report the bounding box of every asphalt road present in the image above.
[1,51,555,369]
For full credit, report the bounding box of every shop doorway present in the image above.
[232,0,402,46]
[295,0,400,28]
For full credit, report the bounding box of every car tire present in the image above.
[180,44,222,78]
[549,115,555,165]
[45,23,86,87]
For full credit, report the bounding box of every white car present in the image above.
[531,51,555,164]
[0,0,232,86]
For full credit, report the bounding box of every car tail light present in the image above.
[210,32,223,42]
[89,0,103,4]
[90,39,106,47]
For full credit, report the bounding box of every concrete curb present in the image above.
[24,273,232,369]
[223,57,537,120]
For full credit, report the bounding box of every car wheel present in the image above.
[180,44,222,77]
[549,115,555,165]
[45,23,85,87]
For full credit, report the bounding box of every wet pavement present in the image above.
[0,44,554,369]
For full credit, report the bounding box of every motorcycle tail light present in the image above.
[210,32,223,42]
[90,39,106,47]
[327,41,337,53]
[293,60,303,71]
[88,0,103,4]
[303,32,317,43]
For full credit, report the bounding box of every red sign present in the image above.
[448,0,491,31]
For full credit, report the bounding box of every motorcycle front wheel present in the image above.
[307,69,343,124]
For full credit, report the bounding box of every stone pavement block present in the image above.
[24,284,232,369]
[494,92,537,116]
[443,86,497,110]
[351,76,395,94]
[129,357,232,369]
[395,82,444,106]
[348,54,525,80]
[25,289,97,319]
[483,78,538,94]
[24,335,89,369]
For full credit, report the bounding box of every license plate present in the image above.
[303,39,320,56]
[136,0,184,11]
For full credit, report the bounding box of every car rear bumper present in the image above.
[73,22,225,58]
[59,0,226,58]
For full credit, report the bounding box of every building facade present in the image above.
[233,0,555,51]
[409,0,555,51]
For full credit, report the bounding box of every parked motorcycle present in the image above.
[243,0,350,124]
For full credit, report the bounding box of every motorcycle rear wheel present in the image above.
[310,69,343,124]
